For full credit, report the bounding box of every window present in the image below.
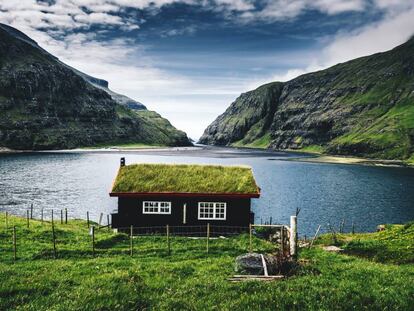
[198,202,226,220]
[143,201,171,214]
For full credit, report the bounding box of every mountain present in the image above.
[200,37,414,161]
[0,23,190,150]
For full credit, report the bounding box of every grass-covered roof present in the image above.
[110,163,260,196]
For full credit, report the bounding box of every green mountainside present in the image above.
[0,24,191,150]
[200,38,414,161]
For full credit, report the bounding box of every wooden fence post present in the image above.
[249,223,252,253]
[87,211,90,228]
[30,203,33,219]
[51,210,54,226]
[130,225,133,257]
[166,224,171,255]
[26,210,29,228]
[352,221,355,234]
[107,215,110,232]
[60,209,63,225]
[206,223,210,254]
[290,216,297,257]
[99,213,103,226]
[5,211,8,229]
[13,226,17,261]
[65,208,68,224]
[91,225,95,257]
[52,222,57,259]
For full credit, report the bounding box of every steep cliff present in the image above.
[0,24,190,150]
[200,37,414,160]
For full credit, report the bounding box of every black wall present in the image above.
[112,196,252,229]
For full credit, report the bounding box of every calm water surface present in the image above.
[0,148,413,236]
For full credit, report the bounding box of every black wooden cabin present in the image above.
[109,159,260,234]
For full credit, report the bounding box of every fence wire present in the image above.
[1,211,285,263]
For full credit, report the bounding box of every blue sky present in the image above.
[1,0,414,139]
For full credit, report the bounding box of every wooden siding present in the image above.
[112,196,252,229]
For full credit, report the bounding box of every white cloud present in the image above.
[241,0,366,22]
[247,1,414,91]
[322,8,414,65]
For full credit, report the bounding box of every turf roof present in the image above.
[111,164,260,195]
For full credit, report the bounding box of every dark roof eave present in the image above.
[109,191,260,198]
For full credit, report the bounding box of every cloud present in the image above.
[247,1,414,90]
[240,0,366,22]
[0,0,378,34]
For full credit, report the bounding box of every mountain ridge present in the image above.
[0,23,190,150]
[200,37,414,161]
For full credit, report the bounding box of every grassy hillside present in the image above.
[0,213,413,310]
[200,38,414,162]
[0,24,191,150]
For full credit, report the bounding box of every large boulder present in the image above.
[235,253,295,275]
[235,253,264,275]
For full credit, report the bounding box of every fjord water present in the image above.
[0,148,413,236]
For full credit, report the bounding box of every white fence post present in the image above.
[290,216,297,257]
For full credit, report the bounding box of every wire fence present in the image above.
[0,211,289,263]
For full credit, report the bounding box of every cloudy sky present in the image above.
[1,0,414,139]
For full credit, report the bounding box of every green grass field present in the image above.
[0,214,413,310]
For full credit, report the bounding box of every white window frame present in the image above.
[198,202,226,220]
[143,201,171,215]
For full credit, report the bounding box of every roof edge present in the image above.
[109,191,260,198]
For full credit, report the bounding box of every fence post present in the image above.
[107,215,110,232]
[206,223,210,254]
[30,203,33,219]
[13,226,17,261]
[280,226,284,255]
[99,213,103,226]
[26,210,29,228]
[340,219,345,233]
[290,216,297,257]
[91,225,95,257]
[166,224,171,255]
[65,208,68,224]
[5,211,8,229]
[52,222,57,259]
[309,224,321,248]
[352,221,355,234]
[60,209,63,225]
[130,225,133,257]
[51,210,54,226]
[87,211,90,228]
[249,223,252,253]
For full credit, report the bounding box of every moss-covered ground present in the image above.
[0,214,413,310]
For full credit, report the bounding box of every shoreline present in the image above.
[285,155,410,168]
[0,145,412,167]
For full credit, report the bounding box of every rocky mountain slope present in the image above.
[200,37,414,161]
[0,23,190,150]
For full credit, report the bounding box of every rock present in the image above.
[377,225,386,232]
[235,253,264,275]
[235,253,295,275]
[322,246,343,252]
